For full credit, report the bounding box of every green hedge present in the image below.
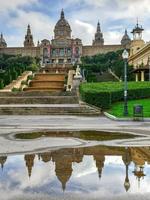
[79,82,150,109]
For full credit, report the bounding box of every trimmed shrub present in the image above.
[80,82,150,109]
[0,79,4,89]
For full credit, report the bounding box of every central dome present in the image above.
[54,9,72,39]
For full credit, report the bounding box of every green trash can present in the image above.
[133,104,144,121]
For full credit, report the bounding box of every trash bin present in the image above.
[133,105,144,121]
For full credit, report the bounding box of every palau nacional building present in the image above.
[0,9,150,81]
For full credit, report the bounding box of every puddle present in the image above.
[0,145,150,200]
[14,130,137,141]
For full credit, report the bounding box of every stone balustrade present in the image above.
[0,71,32,92]
[66,70,75,91]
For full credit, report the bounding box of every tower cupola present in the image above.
[24,24,34,47]
[93,21,104,46]
[0,33,7,48]
[131,21,144,41]
[130,21,145,56]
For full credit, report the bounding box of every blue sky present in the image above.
[0,0,150,46]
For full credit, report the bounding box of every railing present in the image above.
[108,68,122,82]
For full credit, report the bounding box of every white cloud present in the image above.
[71,20,95,45]
[143,30,150,43]
[1,0,150,46]
[0,0,38,13]
[104,31,123,45]
[7,10,55,46]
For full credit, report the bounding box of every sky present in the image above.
[0,0,150,47]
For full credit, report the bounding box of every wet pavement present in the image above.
[0,115,150,199]
[0,115,150,135]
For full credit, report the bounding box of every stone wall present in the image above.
[82,44,123,56]
[0,44,123,61]
[0,47,40,58]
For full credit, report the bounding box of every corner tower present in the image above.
[93,21,104,46]
[0,33,7,48]
[54,9,72,39]
[130,21,145,56]
[24,24,34,47]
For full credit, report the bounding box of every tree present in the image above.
[0,54,39,88]
[0,79,4,89]
[80,50,134,82]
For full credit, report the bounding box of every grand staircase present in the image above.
[24,73,66,92]
[0,69,101,116]
[0,92,101,115]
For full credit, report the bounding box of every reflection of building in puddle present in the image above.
[40,152,52,163]
[122,148,132,192]
[0,146,150,192]
[24,154,35,178]
[130,147,148,188]
[0,156,7,170]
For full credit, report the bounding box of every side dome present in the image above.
[121,29,131,47]
[54,9,72,39]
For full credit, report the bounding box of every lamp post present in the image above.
[122,49,129,116]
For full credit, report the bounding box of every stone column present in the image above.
[141,71,145,82]
[135,73,139,82]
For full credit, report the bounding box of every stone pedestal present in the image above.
[73,76,82,88]
[73,76,82,96]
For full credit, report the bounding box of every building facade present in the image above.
[128,22,150,81]
[0,10,130,67]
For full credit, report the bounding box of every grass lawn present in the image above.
[108,98,150,118]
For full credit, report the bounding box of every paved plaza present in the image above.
[0,115,149,155]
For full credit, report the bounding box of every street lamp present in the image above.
[122,49,129,116]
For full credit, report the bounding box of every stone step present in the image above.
[0,91,75,97]
[0,96,79,104]
[24,87,64,92]
[34,73,65,81]
[0,104,101,116]
[29,81,64,88]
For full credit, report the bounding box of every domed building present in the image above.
[54,9,71,40]
[0,9,131,68]
[44,9,82,68]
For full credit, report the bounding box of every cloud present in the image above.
[71,20,95,44]
[1,0,150,46]
[104,31,123,45]
[7,10,55,46]
[0,0,38,13]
